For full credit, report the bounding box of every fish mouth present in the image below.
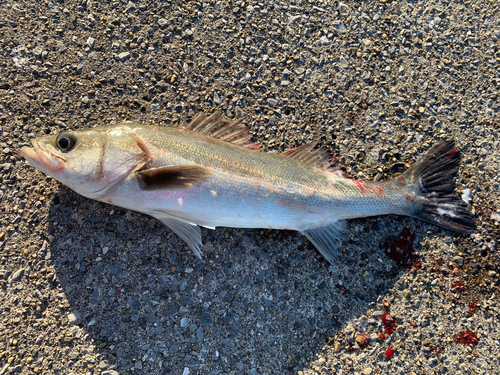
[21,140,65,174]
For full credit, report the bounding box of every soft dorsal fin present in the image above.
[281,142,334,170]
[136,165,211,191]
[177,111,258,149]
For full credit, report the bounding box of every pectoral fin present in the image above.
[301,220,347,263]
[136,165,211,191]
[154,215,203,259]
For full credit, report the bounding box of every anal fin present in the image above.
[301,221,347,263]
[153,214,203,259]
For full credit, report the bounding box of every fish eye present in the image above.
[56,133,76,152]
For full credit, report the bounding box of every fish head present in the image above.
[20,126,151,199]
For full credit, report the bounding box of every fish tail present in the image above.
[399,140,475,233]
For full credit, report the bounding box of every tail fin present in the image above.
[401,140,475,233]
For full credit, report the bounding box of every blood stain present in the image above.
[453,330,479,347]
[353,180,365,195]
[381,311,397,335]
[444,148,459,157]
[381,228,420,270]
[468,300,479,316]
[451,279,465,294]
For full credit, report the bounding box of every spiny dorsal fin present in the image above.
[177,111,258,149]
[136,165,211,191]
[281,142,334,170]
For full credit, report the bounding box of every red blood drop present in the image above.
[381,311,397,335]
[385,347,395,358]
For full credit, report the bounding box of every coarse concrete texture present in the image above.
[0,0,499,374]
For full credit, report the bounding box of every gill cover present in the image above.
[91,127,152,197]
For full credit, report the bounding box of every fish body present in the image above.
[21,112,475,262]
[106,125,405,228]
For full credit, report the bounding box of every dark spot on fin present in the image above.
[136,165,211,190]
[301,220,347,263]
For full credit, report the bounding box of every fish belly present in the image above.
[107,171,405,231]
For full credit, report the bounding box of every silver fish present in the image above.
[21,112,475,262]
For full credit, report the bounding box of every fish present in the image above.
[20,112,475,263]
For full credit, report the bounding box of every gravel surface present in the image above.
[1,0,499,374]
